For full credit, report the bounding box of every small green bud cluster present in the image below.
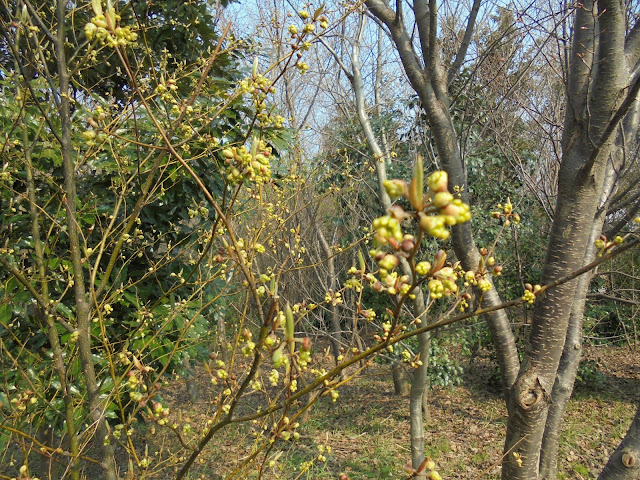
[81,106,109,148]
[239,74,272,96]
[84,2,137,48]
[9,389,37,413]
[154,78,180,103]
[372,215,403,246]
[522,283,541,304]
[462,247,504,298]
[367,161,480,310]
[0,162,12,182]
[344,277,363,291]
[428,265,458,299]
[239,72,281,128]
[188,204,209,219]
[266,307,313,375]
[383,179,408,200]
[241,328,256,356]
[298,336,312,368]
[81,129,107,148]
[369,217,464,301]
[146,400,170,426]
[124,354,157,402]
[221,139,272,186]
[405,458,442,479]
[17,464,41,480]
[594,233,624,257]
[417,171,471,240]
[324,290,343,305]
[380,167,471,243]
[365,252,414,298]
[288,8,330,74]
[490,198,520,226]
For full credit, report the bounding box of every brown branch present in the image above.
[587,292,640,306]
[447,0,481,85]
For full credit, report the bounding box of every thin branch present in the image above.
[447,0,482,85]
[587,292,640,306]
[586,73,640,168]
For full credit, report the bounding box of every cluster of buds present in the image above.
[379,157,470,243]
[0,162,11,182]
[9,390,37,413]
[418,170,471,239]
[268,304,313,372]
[239,72,273,98]
[298,336,312,368]
[155,78,179,103]
[372,215,404,245]
[368,156,471,300]
[240,59,276,111]
[82,106,109,148]
[241,328,256,356]
[365,245,411,297]
[81,129,107,148]
[125,354,156,403]
[594,234,624,257]
[188,204,209,219]
[462,247,503,295]
[522,283,542,304]
[221,138,272,186]
[84,0,137,47]
[257,112,285,128]
[146,401,170,426]
[16,464,40,480]
[491,198,520,226]
[288,7,329,73]
[272,416,301,442]
[427,254,458,299]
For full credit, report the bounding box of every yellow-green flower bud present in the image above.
[378,254,399,271]
[433,191,454,208]
[427,171,448,193]
[383,179,408,200]
[416,261,431,276]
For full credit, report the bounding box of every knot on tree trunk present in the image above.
[621,451,636,468]
[515,369,547,410]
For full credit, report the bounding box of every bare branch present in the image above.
[414,0,431,68]
[365,0,428,92]
[587,292,640,306]
[562,0,596,146]
[585,72,640,171]
[625,18,640,69]
[447,0,482,85]
[587,0,628,139]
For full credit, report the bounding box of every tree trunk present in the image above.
[503,0,635,474]
[539,147,624,479]
[392,360,409,396]
[503,141,615,479]
[315,220,343,366]
[598,402,640,480]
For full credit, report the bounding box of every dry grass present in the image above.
[147,344,639,480]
